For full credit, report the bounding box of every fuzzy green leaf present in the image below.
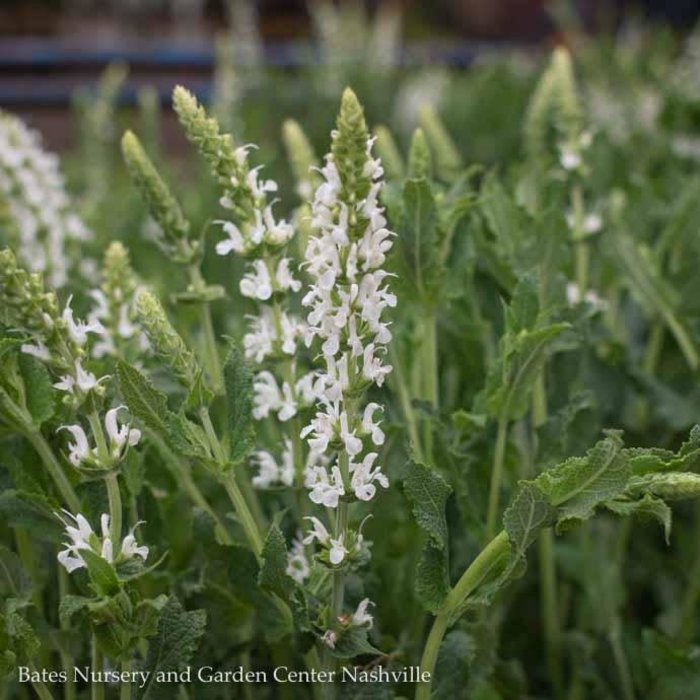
[485,323,569,422]
[609,232,698,370]
[605,494,672,543]
[223,343,255,465]
[433,630,475,700]
[535,431,630,530]
[398,177,445,305]
[258,524,295,600]
[403,461,452,550]
[415,543,450,613]
[117,361,169,435]
[0,490,63,544]
[0,546,32,601]
[328,626,381,659]
[140,597,207,700]
[503,482,557,564]
[80,550,121,598]
[59,594,94,626]
[18,354,54,426]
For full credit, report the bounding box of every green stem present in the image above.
[571,184,589,294]
[87,409,109,463]
[643,323,664,376]
[120,658,132,700]
[27,664,54,700]
[89,407,122,542]
[416,531,511,700]
[147,430,231,543]
[91,636,104,700]
[420,314,439,464]
[104,472,122,545]
[677,502,700,643]
[539,529,563,699]
[188,265,223,392]
[608,618,635,700]
[24,429,80,512]
[388,344,424,462]
[486,414,509,541]
[663,308,699,371]
[58,569,77,700]
[221,472,263,557]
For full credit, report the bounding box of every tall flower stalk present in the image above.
[173,87,316,530]
[300,88,395,673]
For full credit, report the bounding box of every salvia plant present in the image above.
[5,38,700,700]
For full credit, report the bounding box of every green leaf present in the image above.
[433,630,476,700]
[0,546,32,601]
[643,629,700,700]
[415,543,450,613]
[80,549,121,598]
[609,232,698,370]
[18,355,54,426]
[503,482,556,565]
[605,494,672,543]
[535,431,630,531]
[5,610,39,659]
[398,177,445,304]
[116,361,169,435]
[0,490,63,544]
[403,461,452,550]
[59,594,94,626]
[480,175,528,263]
[223,343,255,465]
[164,411,212,461]
[140,597,206,700]
[485,323,570,422]
[328,626,381,659]
[258,524,295,600]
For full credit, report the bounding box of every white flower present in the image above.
[120,524,149,561]
[565,282,608,312]
[62,296,104,346]
[243,312,276,363]
[216,220,245,256]
[56,510,148,574]
[59,424,93,467]
[276,258,301,293]
[361,403,385,446]
[565,211,603,235]
[559,146,582,171]
[104,406,141,456]
[352,598,374,628]
[350,453,389,502]
[322,630,337,649]
[253,371,297,422]
[286,536,310,584]
[262,205,294,246]
[247,166,277,199]
[251,440,294,488]
[302,516,331,546]
[53,359,102,396]
[240,260,273,300]
[21,341,51,362]
[307,465,345,508]
[329,535,348,565]
[301,135,395,508]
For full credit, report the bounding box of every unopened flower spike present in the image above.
[122,130,198,264]
[407,127,433,180]
[135,290,206,396]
